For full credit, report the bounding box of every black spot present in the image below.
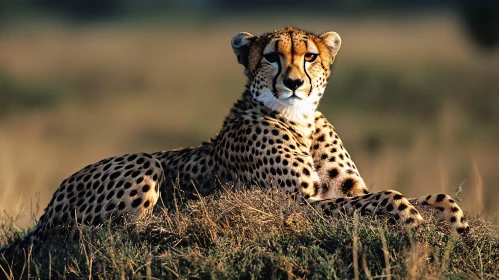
[380,198,389,207]
[144,200,150,208]
[142,184,150,192]
[106,191,115,200]
[451,207,459,212]
[106,203,116,212]
[114,157,124,162]
[83,174,91,183]
[131,198,142,208]
[302,168,310,176]
[328,168,338,178]
[450,216,457,223]
[130,190,138,197]
[125,164,134,170]
[317,134,325,142]
[103,163,112,171]
[116,190,124,198]
[272,129,279,136]
[341,179,354,194]
[131,171,141,178]
[398,204,408,211]
[118,201,126,210]
[393,194,403,200]
[127,154,138,161]
[106,181,115,190]
[436,194,446,202]
[386,204,394,212]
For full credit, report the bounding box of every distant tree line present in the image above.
[0,0,497,50]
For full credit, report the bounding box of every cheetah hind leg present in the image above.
[1,153,165,262]
[409,194,470,234]
[316,190,424,229]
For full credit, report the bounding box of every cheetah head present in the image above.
[231,27,341,123]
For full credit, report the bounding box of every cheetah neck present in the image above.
[251,89,317,125]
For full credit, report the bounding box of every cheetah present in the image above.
[0,27,470,260]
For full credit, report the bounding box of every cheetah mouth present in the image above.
[280,91,305,100]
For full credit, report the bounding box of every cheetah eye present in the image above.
[304,53,318,63]
[263,52,279,63]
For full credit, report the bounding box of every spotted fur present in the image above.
[0,27,470,259]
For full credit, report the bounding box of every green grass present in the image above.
[1,187,498,279]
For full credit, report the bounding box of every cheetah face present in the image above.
[231,27,341,123]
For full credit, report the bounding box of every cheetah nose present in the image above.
[283,78,304,91]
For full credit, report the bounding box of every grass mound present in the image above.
[1,187,498,279]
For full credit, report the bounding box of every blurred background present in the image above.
[0,0,498,227]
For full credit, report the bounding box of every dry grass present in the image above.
[1,187,498,279]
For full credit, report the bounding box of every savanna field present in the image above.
[1,12,499,278]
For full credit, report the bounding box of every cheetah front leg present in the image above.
[411,194,470,234]
[313,190,424,228]
[310,112,469,234]
[310,111,369,198]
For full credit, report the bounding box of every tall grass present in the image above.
[1,187,498,279]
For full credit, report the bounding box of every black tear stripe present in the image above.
[304,40,312,95]
[272,40,281,98]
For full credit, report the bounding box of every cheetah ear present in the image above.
[319,31,342,58]
[231,32,256,68]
